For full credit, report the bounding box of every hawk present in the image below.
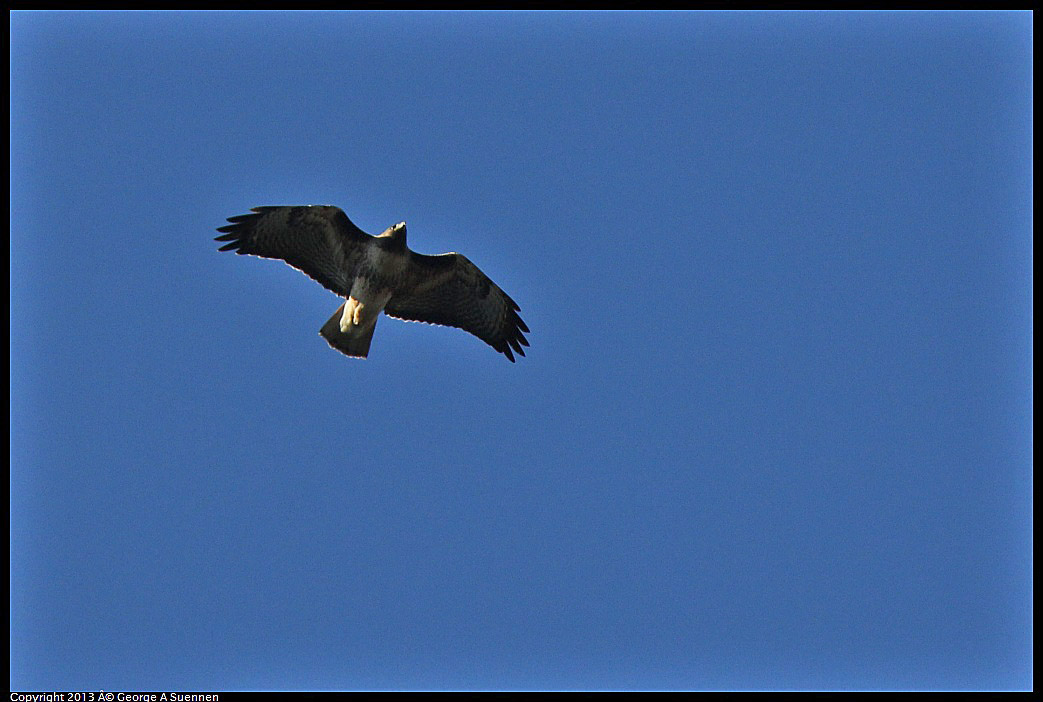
[215,205,530,361]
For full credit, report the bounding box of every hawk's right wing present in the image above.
[215,205,369,296]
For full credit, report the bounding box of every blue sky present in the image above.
[10,11,1032,691]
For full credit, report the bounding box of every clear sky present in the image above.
[10,11,1032,692]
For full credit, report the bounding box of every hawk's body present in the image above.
[215,205,529,361]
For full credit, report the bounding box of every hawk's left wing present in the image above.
[385,253,530,362]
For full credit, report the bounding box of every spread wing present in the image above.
[215,205,369,295]
[385,253,530,362]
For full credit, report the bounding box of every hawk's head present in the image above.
[379,221,407,239]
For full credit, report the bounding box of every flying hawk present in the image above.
[215,205,529,361]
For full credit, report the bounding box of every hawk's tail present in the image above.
[319,302,377,359]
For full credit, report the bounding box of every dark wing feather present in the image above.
[385,253,530,362]
[215,205,369,295]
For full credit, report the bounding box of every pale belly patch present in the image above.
[341,277,393,332]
